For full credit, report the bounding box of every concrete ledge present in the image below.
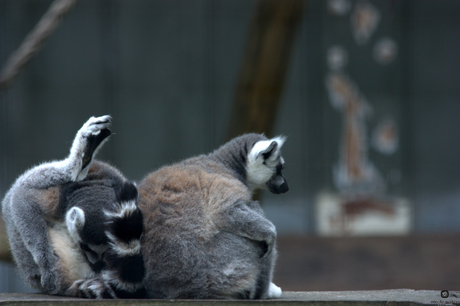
[1,290,459,306]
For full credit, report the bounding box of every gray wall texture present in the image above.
[1,0,460,293]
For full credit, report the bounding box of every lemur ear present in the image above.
[67,207,85,229]
[259,141,278,160]
[66,207,85,243]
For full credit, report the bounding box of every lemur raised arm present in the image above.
[1,116,145,298]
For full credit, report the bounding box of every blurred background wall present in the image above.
[0,0,459,293]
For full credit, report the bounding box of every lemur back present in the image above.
[139,133,288,299]
[1,116,145,298]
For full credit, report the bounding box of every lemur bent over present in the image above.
[2,116,145,298]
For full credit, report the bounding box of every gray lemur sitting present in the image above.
[1,115,145,298]
[138,133,289,299]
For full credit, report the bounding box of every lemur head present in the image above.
[65,180,141,267]
[246,136,288,194]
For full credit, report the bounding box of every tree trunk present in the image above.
[226,0,305,141]
[0,217,12,263]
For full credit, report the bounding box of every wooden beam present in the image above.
[0,290,452,304]
[226,0,305,141]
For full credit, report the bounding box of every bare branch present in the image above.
[0,0,78,93]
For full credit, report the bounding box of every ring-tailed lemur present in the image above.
[138,133,288,299]
[1,115,145,298]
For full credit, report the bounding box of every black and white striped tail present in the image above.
[103,182,146,298]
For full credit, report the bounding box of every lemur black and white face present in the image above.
[66,206,108,267]
[246,136,289,194]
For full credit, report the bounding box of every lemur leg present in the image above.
[245,201,282,299]
[18,115,112,189]
[253,250,280,299]
[70,115,112,181]
[219,201,277,258]
[10,196,63,293]
[4,116,112,294]
[217,200,281,299]
[6,220,42,289]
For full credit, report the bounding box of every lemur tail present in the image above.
[103,181,146,298]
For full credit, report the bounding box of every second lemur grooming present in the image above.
[2,116,145,298]
[138,133,288,299]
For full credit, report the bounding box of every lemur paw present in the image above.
[28,273,42,289]
[79,115,112,138]
[69,115,112,181]
[38,252,64,295]
[72,115,112,156]
[40,272,56,293]
[267,282,282,299]
[67,278,117,299]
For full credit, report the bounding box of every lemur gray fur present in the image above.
[138,133,288,299]
[1,115,145,298]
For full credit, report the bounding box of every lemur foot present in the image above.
[267,282,282,299]
[41,265,67,295]
[70,115,112,181]
[79,115,112,138]
[40,270,58,294]
[67,278,117,299]
[72,115,112,156]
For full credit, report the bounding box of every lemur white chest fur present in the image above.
[139,133,288,300]
[47,223,94,284]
